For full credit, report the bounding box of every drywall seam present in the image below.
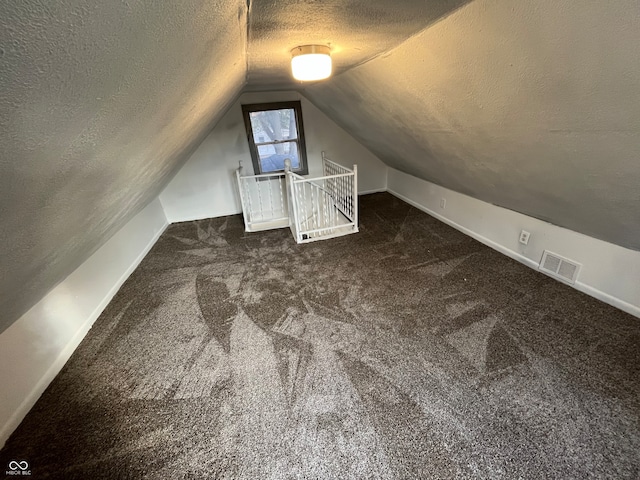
[0,200,168,448]
[387,169,640,319]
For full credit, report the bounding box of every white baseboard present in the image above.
[573,281,640,319]
[167,192,388,222]
[168,208,242,224]
[359,187,388,195]
[387,168,640,319]
[0,199,168,448]
[388,189,540,270]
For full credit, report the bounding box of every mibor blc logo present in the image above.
[5,460,31,476]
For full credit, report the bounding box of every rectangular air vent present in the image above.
[539,251,581,284]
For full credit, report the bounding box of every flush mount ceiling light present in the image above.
[291,45,332,81]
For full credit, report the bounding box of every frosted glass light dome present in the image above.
[291,45,332,81]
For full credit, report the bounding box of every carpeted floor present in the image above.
[2,192,639,479]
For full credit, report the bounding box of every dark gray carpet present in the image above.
[2,193,639,479]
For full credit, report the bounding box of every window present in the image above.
[241,101,308,175]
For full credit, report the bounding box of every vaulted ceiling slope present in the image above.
[303,0,640,251]
[0,0,469,332]
[0,0,247,332]
[3,0,638,333]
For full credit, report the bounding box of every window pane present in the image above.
[250,109,296,143]
[242,100,308,175]
[257,141,300,172]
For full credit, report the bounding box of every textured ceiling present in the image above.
[303,0,640,250]
[0,0,247,332]
[0,0,469,332]
[246,0,471,89]
[2,0,639,333]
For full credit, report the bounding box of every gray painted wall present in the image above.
[0,0,472,333]
[303,0,640,250]
[0,0,247,332]
[3,0,639,333]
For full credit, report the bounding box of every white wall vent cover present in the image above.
[539,251,581,284]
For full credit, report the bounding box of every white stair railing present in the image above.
[237,154,358,243]
[236,162,289,232]
[322,152,358,226]
[286,154,358,243]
